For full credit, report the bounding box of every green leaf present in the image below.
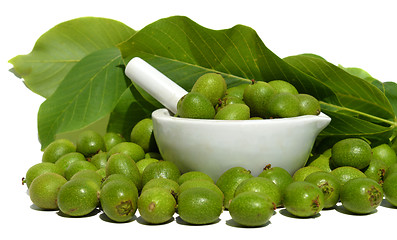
[319,111,394,141]
[9,17,135,98]
[118,16,395,142]
[118,16,336,107]
[106,84,157,140]
[338,65,377,82]
[284,55,395,129]
[338,65,386,92]
[37,47,130,149]
[337,65,397,121]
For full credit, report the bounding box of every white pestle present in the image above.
[124,57,188,114]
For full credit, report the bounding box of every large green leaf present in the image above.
[337,65,397,121]
[284,54,395,141]
[9,17,135,98]
[338,65,380,83]
[118,16,335,107]
[118,16,395,142]
[38,47,130,149]
[284,55,395,120]
[319,111,394,139]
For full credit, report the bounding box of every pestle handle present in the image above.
[125,57,188,114]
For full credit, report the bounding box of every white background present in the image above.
[1,0,396,239]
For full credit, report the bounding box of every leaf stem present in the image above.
[320,101,397,127]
